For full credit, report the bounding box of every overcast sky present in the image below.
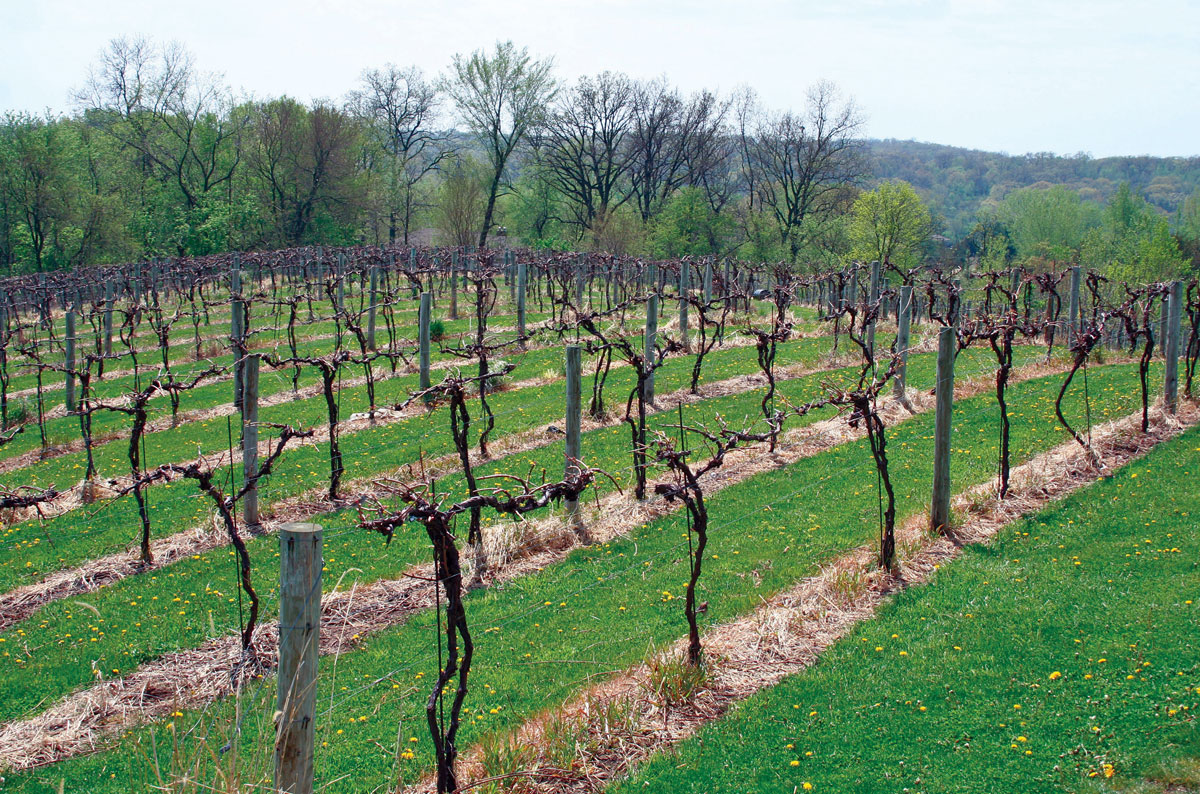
[2,0,1197,158]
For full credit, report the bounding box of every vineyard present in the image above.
[0,247,1195,793]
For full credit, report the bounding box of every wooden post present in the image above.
[336,253,346,313]
[723,260,732,312]
[516,261,527,345]
[576,257,586,309]
[275,522,322,794]
[231,267,245,413]
[679,261,690,353]
[242,354,261,527]
[702,261,713,304]
[409,248,419,299]
[930,326,956,534]
[449,252,459,320]
[564,345,584,534]
[1165,280,1183,413]
[1067,265,1081,344]
[894,285,913,399]
[419,291,432,395]
[64,307,76,412]
[103,280,114,357]
[367,265,378,350]
[867,260,881,358]
[1159,297,1169,360]
[644,293,659,405]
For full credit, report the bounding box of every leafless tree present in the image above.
[349,65,453,244]
[540,71,636,232]
[743,81,865,262]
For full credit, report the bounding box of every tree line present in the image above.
[1,36,1198,281]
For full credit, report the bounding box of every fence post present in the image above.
[103,280,114,357]
[1068,265,1081,344]
[275,522,322,794]
[409,248,419,299]
[336,253,346,313]
[1159,295,1170,360]
[449,252,459,320]
[576,256,586,309]
[930,326,956,534]
[64,306,76,412]
[565,345,585,536]
[516,261,527,347]
[419,291,432,396]
[702,261,713,304]
[1165,280,1183,413]
[242,354,261,527]
[894,285,913,400]
[231,266,245,413]
[644,292,659,405]
[367,265,378,351]
[679,262,690,353]
[867,260,881,358]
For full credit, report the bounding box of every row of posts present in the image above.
[267,272,1188,793]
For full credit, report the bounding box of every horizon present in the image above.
[2,0,1198,160]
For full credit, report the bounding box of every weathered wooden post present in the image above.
[679,261,690,352]
[275,522,322,794]
[702,261,713,304]
[367,264,379,350]
[1068,265,1081,344]
[231,266,245,412]
[644,293,659,406]
[64,304,76,412]
[336,253,346,313]
[419,291,432,396]
[516,261,527,346]
[242,354,261,528]
[103,280,114,357]
[867,260,881,358]
[1159,296,1169,360]
[930,326,956,534]
[894,284,913,400]
[409,248,419,299]
[449,252,459,320]
[576,256,586,309]
[1165,280,1183,413]
[565,345,585,537]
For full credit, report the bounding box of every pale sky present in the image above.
[2,0,1197,158]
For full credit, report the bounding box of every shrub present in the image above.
[429,319,446,341]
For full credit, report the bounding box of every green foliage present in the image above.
[849,179,933,267]
[996,184,1101,262]
[1081,182,1190,282]
[505,170,568,250]
[648,187,735,259]
[428,318,446,341]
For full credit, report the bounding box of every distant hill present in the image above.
[865,139,1200,238]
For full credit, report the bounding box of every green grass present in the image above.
[0,333,898,721]
[2,359,1155,792]
[613,423,1200,794]
[0,331,867,600]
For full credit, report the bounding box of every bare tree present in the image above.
[444,41,557,248]
[78,37,246,251]
[745,81,865,262]
[628,81,729,224]
[540,71,636,233]
[349,65,453,244]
